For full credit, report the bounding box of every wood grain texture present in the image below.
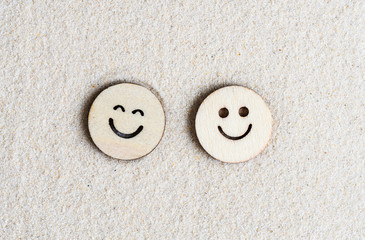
[88,83,165,160]
[195,86,272,163]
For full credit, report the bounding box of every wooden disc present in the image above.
[195,86,272,163]
[88,83,165,160]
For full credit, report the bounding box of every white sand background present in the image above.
[1,1,364,239]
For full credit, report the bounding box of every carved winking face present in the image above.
[88,83,165,160]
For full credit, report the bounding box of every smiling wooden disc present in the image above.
[88,83,165,160]
[195,86,272,163]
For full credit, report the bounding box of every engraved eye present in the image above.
[132,109,144,116]
[239,107,249,117]
[113,105,125,112]
[219,108,229,118]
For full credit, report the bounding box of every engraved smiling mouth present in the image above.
[218,124,252,140]
[109,118,143,139]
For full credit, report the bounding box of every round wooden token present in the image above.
[88,83,165,160]
[195,86,272,163]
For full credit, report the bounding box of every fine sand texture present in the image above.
[1,1,364,239]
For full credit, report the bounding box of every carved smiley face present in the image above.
[217,106,252,140]
[88,83,165,160]
[195,86,272,163]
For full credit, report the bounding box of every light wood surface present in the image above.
[88,83,165,160]
[195,86,272,163]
